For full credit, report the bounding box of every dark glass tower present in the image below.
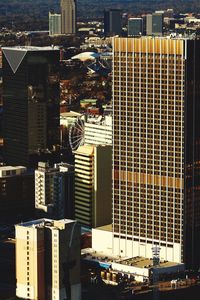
[104,9,122,36]
[2,46,60,166]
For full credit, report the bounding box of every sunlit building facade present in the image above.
[60,0,76,34]
[74,144,112,228]
[112,37,200,268]
[15,219,81,300]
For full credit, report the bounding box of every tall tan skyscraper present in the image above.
[15,219,81,300]
[60,0,76,34]
[74,144,112,228]
[112,37,200,268]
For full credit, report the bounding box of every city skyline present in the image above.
[1,2,200,299]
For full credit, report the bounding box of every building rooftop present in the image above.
[60,111,81,118]
[2,46,59,74]
[115,35,198,41]
[117,256,183,269]
[0,166,27,177]
[81,247,120,262]
[2,46,59,52]
[16,218,76,229]
[95,224,112,232]
[75,144,95,155]
[0,166,25,171]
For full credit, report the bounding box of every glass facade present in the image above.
[3,47,60,166]
[104,9,122,36]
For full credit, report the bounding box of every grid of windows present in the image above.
[113,38,184,247]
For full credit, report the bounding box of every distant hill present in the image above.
[0,0,199,18]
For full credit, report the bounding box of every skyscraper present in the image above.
[49,12,61,35]
[112,37,200,268]
[146,14,153,35]
[146,13,163,36]
[15,219,81,300]
[2,46,60,166]
[128,18,143,36]
[104,9,122,36]
[152,13,163,36]
[74,144,112,228]
[60,0,76,34]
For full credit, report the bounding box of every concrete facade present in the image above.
[74,144,112,228]
[15,219,81,300]
[60,0,76,34]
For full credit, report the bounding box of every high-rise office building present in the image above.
[74,144,112,228]
[146,13,163,36]
[146,14,153,35]
[104,9,122,36]
[111,37,200,268]
[0,166,34,222]
[15,218,81,300]
[2,46,60,166]
[60,0,76,34]
[128,18,143,36]
[49,12,61,35]
[35,162,74,219]
[152,13,163,36]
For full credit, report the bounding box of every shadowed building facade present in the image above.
[35,162,75,220]
[104,9,122,36]
[128,18,143,36]
[112,37,200,268]
[2,46,60,166]
[146,13,163,36]
[0,166,34,222]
